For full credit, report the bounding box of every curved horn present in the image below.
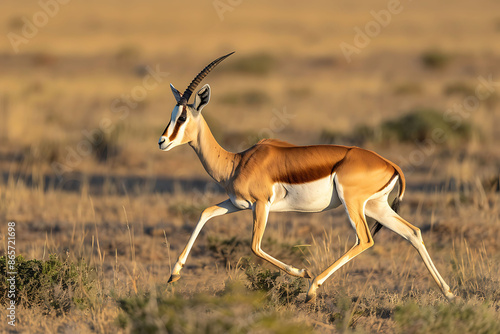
[179,51,234,104]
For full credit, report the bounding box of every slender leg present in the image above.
[251,201,312,278]
[365,197,455,301]
[168,199,241,283]
[306,200,374,303]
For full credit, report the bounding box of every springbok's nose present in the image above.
[158,137,166,148]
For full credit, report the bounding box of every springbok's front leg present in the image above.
[168,199,240,283]
[251,201,313,279]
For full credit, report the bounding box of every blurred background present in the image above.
[1,0,499,181]
[1,0,500,332]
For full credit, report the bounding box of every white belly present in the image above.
[269,174,342,212]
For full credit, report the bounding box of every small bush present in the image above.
[319,129,343,145]
[394,302,500,334]
[117,282,313,334]
[7,16,24,30]
[320,125,378,146]
[25,140,63,165]
[89,123,123,163]
[0,255,95,314]
[421,49,452,69]
[115,45,141,64]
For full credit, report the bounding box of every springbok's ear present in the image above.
[170,84,182,102]
[193,84,211,114]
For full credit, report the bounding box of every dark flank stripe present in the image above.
[238,141,350,185]
[274,147,348,184]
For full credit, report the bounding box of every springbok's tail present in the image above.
[371,164,406,237]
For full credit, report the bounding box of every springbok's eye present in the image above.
[178,114,186,123]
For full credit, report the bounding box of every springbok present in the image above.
[158,52,455,303]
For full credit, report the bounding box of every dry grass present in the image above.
[1,0,500,332]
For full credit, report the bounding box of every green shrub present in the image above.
[245,264,306,305]
[380,108,473,143]
[320,109,475,146]
[394,302,500,334]
[117,282,313,334]
[0,255,95,314]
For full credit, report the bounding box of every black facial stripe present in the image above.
[169,106,186,141]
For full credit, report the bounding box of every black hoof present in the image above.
[168,274,181,283]
[305,293,316,304]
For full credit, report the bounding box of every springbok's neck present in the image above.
[189,116,240,186]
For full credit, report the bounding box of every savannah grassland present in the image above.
[1,0,500,333]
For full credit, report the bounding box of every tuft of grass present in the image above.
[225,53,275,76]
[448,241,500,302]
[443,82,475,97]
[394,302,500,334]
[0,255,96,315]
[286,86,312,99]
[116,282,313,334]
[393,82,423,95]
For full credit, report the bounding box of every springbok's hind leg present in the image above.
[306,200,374,303]
[365,197,456,301]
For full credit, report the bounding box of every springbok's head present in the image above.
[158,52,234,151]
